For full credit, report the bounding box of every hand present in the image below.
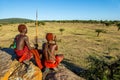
[54,36,57,45]
[54,35,56,41]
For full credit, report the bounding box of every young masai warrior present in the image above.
[42,33,64,71]
[14,24,43,69]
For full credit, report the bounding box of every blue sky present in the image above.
[0,0,120,20]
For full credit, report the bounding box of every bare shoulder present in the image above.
[23,35,28,39]
[51,44,58,50]
[15,34,20,38]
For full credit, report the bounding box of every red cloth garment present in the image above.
[15,46,32,62]
[30,49,43,69]
[15,47,43,69]
[44,55,64,68]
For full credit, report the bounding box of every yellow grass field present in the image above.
[0,22,120,69]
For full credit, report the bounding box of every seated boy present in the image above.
[14,24,43,69]
[42,33,64,71]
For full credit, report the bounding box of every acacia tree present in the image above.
[0,24,2,31]
[95,29,105,37]
[0,24,2,27]
[104,22,110,26]
[116,23,120,31]
[59,28,65,35]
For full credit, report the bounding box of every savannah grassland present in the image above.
[0,22,120,72]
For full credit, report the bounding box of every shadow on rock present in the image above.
[61,59,88,78]
[1,48,17,60]
[44,63,84,80]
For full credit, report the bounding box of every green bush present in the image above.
[86,55,120,80]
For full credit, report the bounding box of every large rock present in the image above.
[0,49,13,77]
[0,49,42,80]
[0,49,85,80]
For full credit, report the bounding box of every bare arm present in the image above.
[43,43,49,61]
[55,45,58,50]
[53,35,58,50]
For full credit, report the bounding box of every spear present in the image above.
[35,10,38,49]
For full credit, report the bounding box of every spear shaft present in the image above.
[35,10,38,49]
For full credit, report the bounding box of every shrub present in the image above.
[87,55,120,80]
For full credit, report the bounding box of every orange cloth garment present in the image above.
[30,49,43,69]
[44,55,64,68]
[15,46,33,62]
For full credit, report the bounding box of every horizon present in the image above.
[1,18,120,21]
[0,0,120,20]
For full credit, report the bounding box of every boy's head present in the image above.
[46,33,54,41]
[18,24,27,33]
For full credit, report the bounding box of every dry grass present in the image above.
[0,22,120,69]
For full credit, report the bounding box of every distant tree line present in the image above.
[45,20,120,25]
[0,18,120,27]
[0,18,34,25]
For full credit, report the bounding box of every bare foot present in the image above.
[23,60,30,66]
[53,67,59,71]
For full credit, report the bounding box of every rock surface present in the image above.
[45,64,84,80]
[0,49,12,77]
[0,48,85,80]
